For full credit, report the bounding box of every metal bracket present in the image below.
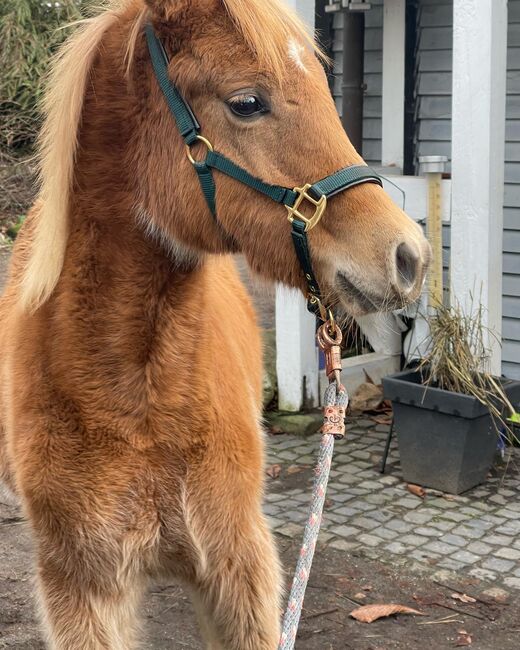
[348,1,372,10]
[324,1,341,11]
[325,0,371,11]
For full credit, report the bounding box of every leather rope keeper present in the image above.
[317,321,347,440]
[322,404,346,439]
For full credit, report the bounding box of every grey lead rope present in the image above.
[278,382,349,649]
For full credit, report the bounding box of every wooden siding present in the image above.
[415,0,453,172]
[331,0,383,164]
[503,0,520,379]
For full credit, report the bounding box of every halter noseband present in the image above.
[145,24,382,318]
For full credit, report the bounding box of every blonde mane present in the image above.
[20,0,322,311]
[19,4,126,311]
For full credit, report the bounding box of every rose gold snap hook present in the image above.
[317,321,342,349]
[317,321,343,386]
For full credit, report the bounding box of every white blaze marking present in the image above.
[288,38,307,72]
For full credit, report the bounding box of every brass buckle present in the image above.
[286,184,327,232]
[185,135,214,165]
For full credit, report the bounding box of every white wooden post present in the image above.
[451,0,507,376]
[276,288,319,411]
[276,0,319,412]
[381,0,405,170]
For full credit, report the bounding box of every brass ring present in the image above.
[185,135,214,165]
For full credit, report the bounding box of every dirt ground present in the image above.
[0,248,10,289]
[1,490,519,649]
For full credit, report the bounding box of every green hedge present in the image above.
[0,0,85,154]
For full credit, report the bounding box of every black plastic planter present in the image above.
[382,369,520,494]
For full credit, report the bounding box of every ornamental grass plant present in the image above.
[417,298,518,442]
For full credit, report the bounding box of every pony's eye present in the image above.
[227,94,267,118]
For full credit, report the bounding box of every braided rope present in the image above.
[278,382,349,650]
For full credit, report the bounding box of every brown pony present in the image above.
[0,0,430,647]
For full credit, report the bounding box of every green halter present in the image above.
[145,24,382,317]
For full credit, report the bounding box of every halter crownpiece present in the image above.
[145,24,383,317]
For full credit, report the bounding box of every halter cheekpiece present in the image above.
[145,23,383,318]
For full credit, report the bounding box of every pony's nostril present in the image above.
[394,242,419,291]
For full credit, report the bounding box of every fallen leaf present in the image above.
[481,587,509,603]
[363,585,373,592]
[370,399,393,416]
[266,464,281,479]
[349,383,384,414]
[407,484,426,498]
[451,593,477,604]
[350,604,424,623]
[455,630,472,646]
[354,592,367,600]
[269,425,284,435]
[286,465,303,475]
[372,415,393,426]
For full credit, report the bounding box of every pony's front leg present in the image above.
[191,511,282,650]
[36,547,147,649]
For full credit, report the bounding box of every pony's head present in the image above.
[22,0,430,316]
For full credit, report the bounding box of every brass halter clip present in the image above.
[286,184,327,232]
[308,295,335,325]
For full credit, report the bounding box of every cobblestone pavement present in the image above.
[265,415,520,591]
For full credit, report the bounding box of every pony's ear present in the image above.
[145,0,215,20]
[145,0,191,19]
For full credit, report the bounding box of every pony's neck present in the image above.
[63,197,205,342]
[51,203,213,432]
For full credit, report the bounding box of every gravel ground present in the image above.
[266,418,520,592]
[1,495,519,649]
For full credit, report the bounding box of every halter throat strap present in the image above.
[145,24,383,316]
